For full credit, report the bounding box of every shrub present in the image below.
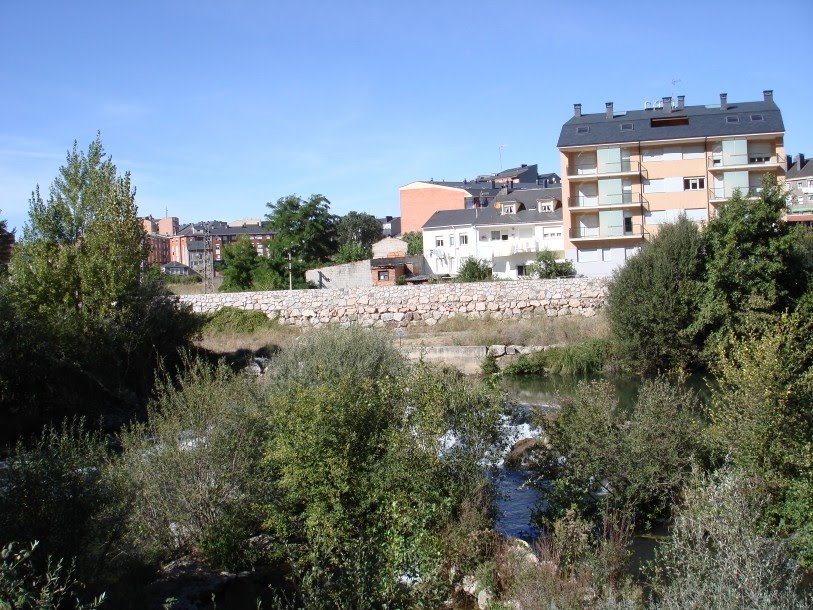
[502,340,610,377]
[607,216,705,374]
[201,306,276,334]
[652,469,810,609]
[117,357,269,569]
[526,249,575,279]
[455,257,492,282]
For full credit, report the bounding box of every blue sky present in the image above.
[2,0,811,232]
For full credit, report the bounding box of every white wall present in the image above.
[565,245,640,277]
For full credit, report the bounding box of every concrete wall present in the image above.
[306,260,372,289]
[179,277,608,328]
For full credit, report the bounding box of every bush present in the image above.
[502,340,610,377]
[117,357,269,569]
[201,306,277,334]
[607,216,705,374]
[481,352,499,376]
[526,250,575,279]
[455,257,492,282]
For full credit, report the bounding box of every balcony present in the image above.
[566,160,647,181]
[708,153,786,172]
[569,223,648,241]
[569,193,649,212]
[708,187,762,203]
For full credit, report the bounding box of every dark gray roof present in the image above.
[186,240,207,251]
[212,227,274,236]
[422,187,563,229]
[161,261,191,270]
[558,97,784,148]
[787,157,813,180]
[477,164,538,182]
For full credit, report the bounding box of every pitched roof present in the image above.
[422,186,563,229]
[558,96,784,148]
[787,157,813,180]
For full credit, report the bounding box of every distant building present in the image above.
[145,233,170,266]
[377,216,401,237]
[372,236,408,258]
[786,154,813,223]
[161,261,195,276]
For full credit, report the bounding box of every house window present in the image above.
[726,115,739,123]
[576,126,590,134]
[501,234,509,241]
[750,114,764,121]
[621,122,634,131]
[491,231,500,241]
[516,265,526,277]
[502,204,516,215]
[624,216,633,234]
[377,270,389,281]
[684,177,706,190]
[435,237,444,247]
[449,234,455,246]
[538,201,554,212]
[459,234,468,245]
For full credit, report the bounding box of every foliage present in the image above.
[402,231,423,256]
[117,357,269,569]
[336,211,382,250]
[536,379,704,526]
[0,541,105,610]
[0,211,13,271]
[0,135,197,419]
[332,241,371,264]
[0,421,119,586]
[502,340,610,377]
[707,304,813,564]
[262,328,506,607]
[607,216,705,374]
[456,257,492,282]
[264,194,338,265]
[220,235,263,291]
[652,469,810,609]
[526,249,575,279]
[481,352,499,376]
[695,173,807,358]
[395,274,407,285]
[200,306,277,335]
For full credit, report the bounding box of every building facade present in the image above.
[557,91,786,276]
[786,154,813,223]
[422,186,564,279]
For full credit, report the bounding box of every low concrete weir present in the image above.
[178,277,608,328]
[398,345,488,375]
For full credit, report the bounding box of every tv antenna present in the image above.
[671,77,682,104]
[498,144,508,170]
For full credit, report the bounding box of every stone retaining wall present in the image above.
[178,277,608,328]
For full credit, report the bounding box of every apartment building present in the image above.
[170,221,275,270]
[400,164,559,234]
[422,186,564,279]
[786,154,813,223]
[557,91,786,276]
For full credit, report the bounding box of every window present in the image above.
[684,177,706,190]
[516,265,526,277]
[750,114,764,121]
[809,180,813,188]
[435,237,444,247]
[651,116,689,127]
[577,249,600,262]
[726,115,739,123]
[377,270,389,281]
[491,231,500,241]
[501,234,509,241]
[538,201,554,212]
[449,235,455,246]
[576,126,590,134]
[621,122,634,131]
[459,233,468,245]
[502,203,516,215]
[624,216,633,234]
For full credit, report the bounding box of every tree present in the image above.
[607,216,705,374]
[336,211,382,250]
[220,236,261,291]
[0,211,13,271]
[456,257,492,282]
[402,231,423,256]
[264,194,338,265]
[695,174,806,357]
[527,249,575,279]
[1,135,196,418]
[333,241,371,264]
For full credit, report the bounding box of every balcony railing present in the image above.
[708,153,785,170]
[567,160,644,177]
[569,193,649,210]
[708,187,762,201]
[569,223,648,240]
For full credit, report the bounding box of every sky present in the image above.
[1,0,812,232]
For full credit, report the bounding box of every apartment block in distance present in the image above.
[557,90,785,276]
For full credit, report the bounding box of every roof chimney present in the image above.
[574,103,582,118]
[764,89,774,103]
[796,153,806,168]
[720,93,728,110]
[605,102,613,118]
[677,95,685,110]
[663,97,672,113]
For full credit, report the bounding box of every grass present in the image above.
[502,339,612,377]
[195,307,300,355]
[418,313,610,347]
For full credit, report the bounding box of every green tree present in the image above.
[695,174,805,357]
[220,235,260,291]
[607,216,705,374]
[336,211,382,249]
[0,135,195,418]
[333,241,371,264]
[402,231,423,255]
[456,257,492,282]
[0,211,13,271]
[264,194,338,265]
[526,249,575,279]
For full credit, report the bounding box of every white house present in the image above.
[421,186,565,279]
